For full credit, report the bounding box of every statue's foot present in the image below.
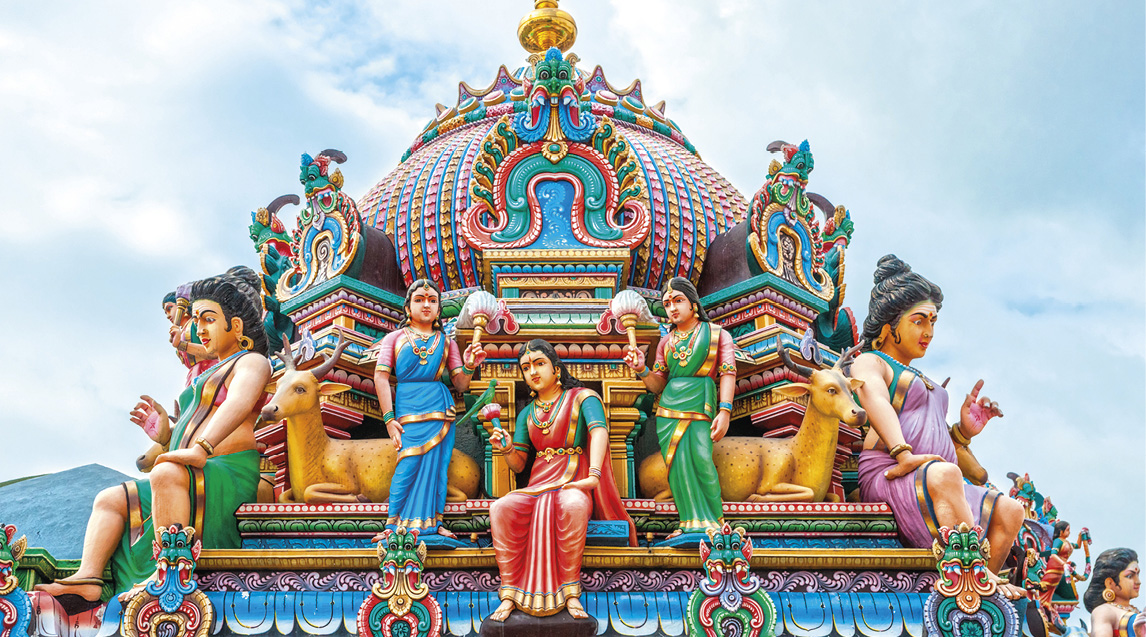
[997,581,1025,600]
[665,529,683,540]
[488,599,515,622]
[566,597,588,619]
[34,578,103,614]
[437,526,457,539]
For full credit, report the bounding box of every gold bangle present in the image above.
[195,437,215,456]
[888,443,912,460]
[950,423,973,446]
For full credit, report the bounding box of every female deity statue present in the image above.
[372,279,485,537]
[1035,521,1089,609]
[623,277,735,538]
[163,289,212,385]
[851,255,1025,598]
[1086,548,1143,637]
[36,267,272,611]
[486,339,636,621]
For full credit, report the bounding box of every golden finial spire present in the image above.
[517,0,577,54]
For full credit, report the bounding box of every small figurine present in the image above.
[36,267,271,610]
[163,287,212,385]
[486,339,635,621]
[850,255,1025,599]
[1085,548,1142,637]
[623,277,735,538]
[373,279,486,538]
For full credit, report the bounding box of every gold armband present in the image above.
[195,437,215,456]
[949,423,973,446]
[888,443,912,460]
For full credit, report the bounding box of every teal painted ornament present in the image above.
[685,524,777,637]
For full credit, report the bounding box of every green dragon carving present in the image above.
[356,528,442,637]
[923,523,1020,637]
[685,523,777,637]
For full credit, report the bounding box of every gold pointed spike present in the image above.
[517,0,577,54]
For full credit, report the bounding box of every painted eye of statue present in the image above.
[295,386,306,394]
[559,70,567,79]
[827,387,837,395]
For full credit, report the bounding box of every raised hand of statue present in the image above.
[386,419,404,451]
[710,409,730,442]
[562,475,600,492]
[488,426,512,452]
[959,379,1003,438]
[885,451,946,480]
[129,395,171,446]
[622,344,646,372]
[462,342,487,370]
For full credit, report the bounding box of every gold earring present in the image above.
[1103,587,1116,603]
[239,335,254,351]
[873,336,885,350]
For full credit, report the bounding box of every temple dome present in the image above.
[357,54,747,294]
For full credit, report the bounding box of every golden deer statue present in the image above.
[639,341,867,503]
[261,331,480,504]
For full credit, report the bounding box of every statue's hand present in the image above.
[463,343,487,370]
[623,345,646,372]
[960,379,1003,438]
[562,476,600,492]
[884,452,945,480]
[130,395,170,445]
[710,410,730,442]
[488,427,512,452]
[386,420,404,451]
[156,445,207,469]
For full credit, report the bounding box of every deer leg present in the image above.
[748,483,815,502]
[303,483,365,503]
[651,487,673,501]
[446,484,468,502]
[278,488,297,503]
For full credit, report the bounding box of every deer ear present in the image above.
[773,383,810,398]
[264,382,278,394]
[847,378,865,392]
[318,382,352,396]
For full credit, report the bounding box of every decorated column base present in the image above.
[685,523,777,637]
[923,523,1020,637]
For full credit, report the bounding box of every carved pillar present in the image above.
[603,380,647,498]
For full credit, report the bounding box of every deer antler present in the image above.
[309,328,349,380]
[277,332,296,372]
[834,341,865,376]
[777,340,816,379]
[267,194,301,215]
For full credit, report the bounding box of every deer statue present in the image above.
[261,331,480,503]
[639,340,867,503]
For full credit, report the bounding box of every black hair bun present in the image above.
[873,254,912,284]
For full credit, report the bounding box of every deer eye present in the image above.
[827,387,837,395]
[295,386,306,394]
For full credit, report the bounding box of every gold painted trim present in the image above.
[891,369,915,413]
[397,419,453,460]
[196,547,936,571]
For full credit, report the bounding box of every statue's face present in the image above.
[662,288,696,327]
[519,349,558,395]
[405,285,440,327]
[883,301,937,360]
[1112,561,1141,601]
[163,301,178,324]
[192,299,239,358]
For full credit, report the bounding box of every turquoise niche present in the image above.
[496,152,622,249]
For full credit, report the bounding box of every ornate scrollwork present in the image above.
[356,528,442,637]
[122,525,214,637]
[923,523,1020,637]
[686,523,777,637]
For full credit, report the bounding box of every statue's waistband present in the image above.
[536,446,583,462]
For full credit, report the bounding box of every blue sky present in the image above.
[1,0,1142,590]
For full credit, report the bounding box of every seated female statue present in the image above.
[36,267,271,612]
[850,255,1024,598]
[486,339,636,621]
[1086,548,1143,637]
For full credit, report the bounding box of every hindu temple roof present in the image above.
[356,1,748,293]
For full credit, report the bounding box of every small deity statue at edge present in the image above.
[372,279,486,538]
[1086,548,1143,637]
[850,254,1025,599]
[622,276,735,539]
[163,288,212,386]
[486,339,636,622]
[36,267,271,612]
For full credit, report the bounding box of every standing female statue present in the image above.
[36,267,271,611]
[851,255,1024,598]
[623,277,735,538]
[373,279,485,537]
[1086,548,1142,637]
[486,339,636,621]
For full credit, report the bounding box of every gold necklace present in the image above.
[404,327,440,365]
[532,392,564,433]
[670,324,702,366]
[1109,601,1140,613]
